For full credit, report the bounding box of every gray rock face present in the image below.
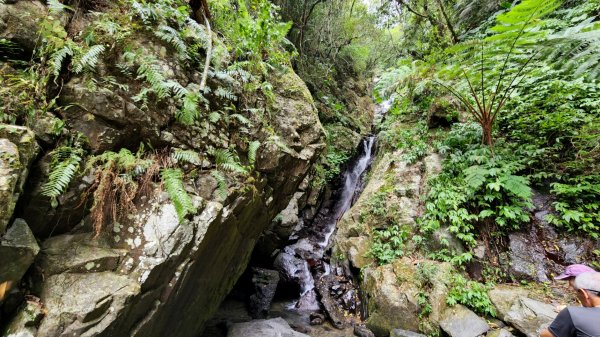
[489,286,557,337]
[5,69,323,337]
[0,219,40,284]
[0,1,47,53]
[439,305,489,337]
[390,329,427,337]
[508,232,550,282]
[227,317,310,337]
[0,125,39,234]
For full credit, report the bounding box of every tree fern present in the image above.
[161,168,196,222]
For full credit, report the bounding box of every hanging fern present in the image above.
[72,45,106,74]
[161,168,196,222]
[154,25,188,59]
[42,145,86,206]
[211,170,228,198]
[171,149,201,165]
[210,148,248,175]
[248,141,260,167]
[47,0,72,14]
[50,45,74,77]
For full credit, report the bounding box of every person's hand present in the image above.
[554,304,566,313]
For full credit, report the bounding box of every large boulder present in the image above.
[0,1,47,54]
[5,65,325,337]
[0,219,40,285]
[227,317,309,337]
[489,286,557,337]
[0,125,39,234]
[439,305,489,337]
[248,268,280,319]
[362,259,452,337]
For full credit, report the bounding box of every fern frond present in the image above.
[42,146,85,201]
[154,25,188,59]
[47,0,72,14]
[248,141,260,167]
[171,149,201,165]
[50,45,74,77]
[229,113,252,126]
[161,168,196,222]
[215,86,237,101]
[73,45,106,74]
[177,91,202,125]
[211,170,228,199]
[208,111,221,123]
[210,148,248,175]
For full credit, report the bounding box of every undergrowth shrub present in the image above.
[419,123,534,248]
[446,273,496,317]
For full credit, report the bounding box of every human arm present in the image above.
[540,329,554,337]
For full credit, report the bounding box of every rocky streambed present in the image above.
[202,134,378,337]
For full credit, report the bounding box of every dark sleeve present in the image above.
[548,308,576,337]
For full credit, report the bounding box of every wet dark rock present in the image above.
[2,298,45,336]
[316,274,346,329]
[507,232,551,282]
[353,324,375,337]
[274,251,307,285]
[248,268,280,319]
[0,219,40,285]
[309,312,325,325]
[390,329,427,337]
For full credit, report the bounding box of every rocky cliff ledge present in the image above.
[0,1,324,336]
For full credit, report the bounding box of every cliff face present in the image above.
[0,2,324,336]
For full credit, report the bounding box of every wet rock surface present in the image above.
[248,268,280,319]
[227,317,310,337]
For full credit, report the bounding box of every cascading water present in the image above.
[275,136,377,311]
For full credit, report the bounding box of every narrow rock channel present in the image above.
[202,102,389,337]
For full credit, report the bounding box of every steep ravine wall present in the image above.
[0,2,326,336]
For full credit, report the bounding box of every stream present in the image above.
[202,102,390,337]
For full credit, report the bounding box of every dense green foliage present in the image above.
[372,0,599,318]
[377,0,600,246]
